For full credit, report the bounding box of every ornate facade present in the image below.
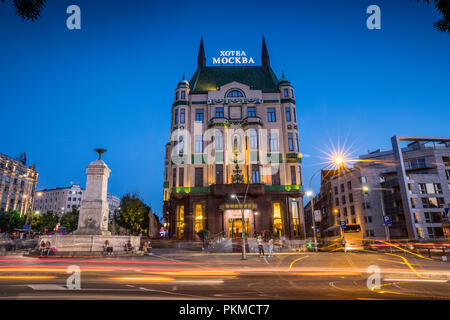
[0,152,38,215]
[163,37,305,240]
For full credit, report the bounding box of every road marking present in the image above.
[27,284,67,290]
[174,280,224,285]
[384,252,434,280]
[287,255,309,271]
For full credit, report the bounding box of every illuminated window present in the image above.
[273,202,283,236]
[291,201,300,236]
[176,205,184,239]
[227,90,244,97]
[194,203,204,233]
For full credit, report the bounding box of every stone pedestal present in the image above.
[40,235,140,252]
[74,159,111,235]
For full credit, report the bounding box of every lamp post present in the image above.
[231,194,247,260]
[306,190,318,252]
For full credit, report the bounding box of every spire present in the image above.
[261,36,270,67]
[197,36,206,68]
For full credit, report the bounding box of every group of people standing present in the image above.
[256,235,274,258]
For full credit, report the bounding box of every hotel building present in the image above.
[0,152,38,215]
[163,37,305,240]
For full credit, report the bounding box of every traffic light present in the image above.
[307,242,312,248]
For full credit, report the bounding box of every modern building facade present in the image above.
[304,136,450,241]
[33,184,120,219]
[163,37,305,240]
[0,152,38,215]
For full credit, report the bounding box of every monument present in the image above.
[40,149,140,253]
[74,148,111,235]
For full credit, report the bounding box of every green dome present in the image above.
[177,75,190,88]
[278,73,291,87]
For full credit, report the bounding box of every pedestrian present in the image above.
[257,235,264,257]
[263,230,267,242]
[39,241,46,255]
[268,237,274,257]
[342,238,347,253]
[44,241,52,256]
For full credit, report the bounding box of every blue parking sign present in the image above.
[383,215,391,226]
[340,221,346,229]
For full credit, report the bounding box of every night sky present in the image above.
[1,0,449,217]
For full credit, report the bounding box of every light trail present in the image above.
[109,276,175,282]
[377,240,432,260]
[0,275,57,279]
[287,255,309,271]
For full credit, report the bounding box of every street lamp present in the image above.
[306,190,318,252]
[231,194,247,260]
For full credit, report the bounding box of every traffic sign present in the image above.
[340,221,346,229]
[444,208,449,219]
[383,215,392,227]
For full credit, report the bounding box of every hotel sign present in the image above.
[212,51,255,65]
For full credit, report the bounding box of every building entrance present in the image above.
[228,218,249,238]
[223,209,254,238]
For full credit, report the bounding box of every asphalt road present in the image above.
[0,249,449,300]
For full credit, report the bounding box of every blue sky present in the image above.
[1,0,449,217]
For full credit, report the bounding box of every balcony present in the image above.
[242,116,263,127]
[208,117,229,128]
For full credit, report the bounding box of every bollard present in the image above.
[427,248,431,258]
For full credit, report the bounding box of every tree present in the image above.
[116,193,150,236]
[0,210,26,231]
[197,229,210,249]
[415,0,450,32]
[60,206,79,233]
[31,211,59,233]
[1,0,47,21]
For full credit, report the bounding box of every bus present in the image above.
[323,224,364,251]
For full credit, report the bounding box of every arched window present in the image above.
[226,90,244,98]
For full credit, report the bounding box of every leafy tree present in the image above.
[0,210,26,231]
[31,211,59,233]
[60,206,79,233]
[415,0,449,32]
[116,193,150,236]
[1,0,47,21]
[197,229,210,249]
